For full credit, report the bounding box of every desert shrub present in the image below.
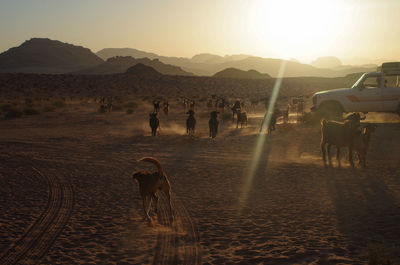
[142,96,151,102]
[0,104,13,113]
[198,111,210,119]
[42,105,56,112]
[367,244,396,265]
[126,109,134,114]
[4,108,22,119]
[98,105,107,113]
[221,112,233,121]
[302,112,321,125]
[23,107,40,115]
[25,98,33,107]
[124,102,138,109]
[112,104,123,111]
[52,100,66,108]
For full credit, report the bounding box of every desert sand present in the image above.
[1,99,400,264]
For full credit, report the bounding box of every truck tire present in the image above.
[318,102,343,121]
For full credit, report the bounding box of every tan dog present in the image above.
[132,157,173,223]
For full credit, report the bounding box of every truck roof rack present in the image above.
[378,62,400,73]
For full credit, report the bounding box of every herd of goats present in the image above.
[148,98,283,138]
[98,95,376,168]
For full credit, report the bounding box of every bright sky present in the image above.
[0,0,399,64]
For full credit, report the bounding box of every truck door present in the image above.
[382,73,400,112]
[350,74,384,112]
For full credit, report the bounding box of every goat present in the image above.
[352,124,376,168]
[186,110,196,136]
[236,110,248,128]
[149,113,159,136]
[344,112,366,129]
[207,99,213,111]
[163,101,169,115]
[231,100,241,120]
[259,107,279,134]
[320,118,360,167]
[209,111,219,138]
[250,99,258,112]
[153,100,160,113]
[189,100,195,111]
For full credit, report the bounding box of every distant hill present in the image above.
[96,48,376,77]
[213,57,376,78]
[77,56,193,76]
[311,56,342,69]
[0,38,103,74]
[0,39,377,77]
[125,63,162,77]
[97,48,159,61]
[213,68,271,79]
[191,53,251,64]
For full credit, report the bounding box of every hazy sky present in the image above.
[1,0,399,64]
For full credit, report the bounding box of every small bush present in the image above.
[221,112,233,121]
[23,108,40,115]
[98,105,107,113]
[25,98,33,107]
[142,96,151,102]
[5,108,22,119]
[52,100,66,108]
[124,102,137,109]
[367,244,396,265]
[42,105,56,112]
[112,104,123,111]
[302,112,321,125]
[126,109,134,114]
[0,104,13,113]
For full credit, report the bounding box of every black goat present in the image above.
[236,110,248,128]
[186,110,196,136]
[149,113,159,136]
[209,111,219,138]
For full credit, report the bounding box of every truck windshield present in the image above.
[351,73,367,88]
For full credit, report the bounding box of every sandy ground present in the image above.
[1,102,400,264]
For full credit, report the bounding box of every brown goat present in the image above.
[352,124,376,168]
[320,119,360,167]
[236,110,247,128]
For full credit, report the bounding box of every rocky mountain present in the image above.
[213,68,271,79]
[125,63,162,77]
[77,56,193,76]
[0,38,103,74]
[0,39,377,77]
[96,48,159,61]
[96,48,376,77]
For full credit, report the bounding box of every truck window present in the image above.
[383,74,400,88]
[362,76,380,89]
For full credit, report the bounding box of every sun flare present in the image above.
[248,0,349,60]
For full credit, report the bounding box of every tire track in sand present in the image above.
[0,167,74,265]
[152,194,201,265]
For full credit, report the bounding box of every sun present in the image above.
[247,0,348,60]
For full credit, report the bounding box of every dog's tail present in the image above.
[138,157,163,175]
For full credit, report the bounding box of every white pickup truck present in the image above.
[311,62,400,119]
